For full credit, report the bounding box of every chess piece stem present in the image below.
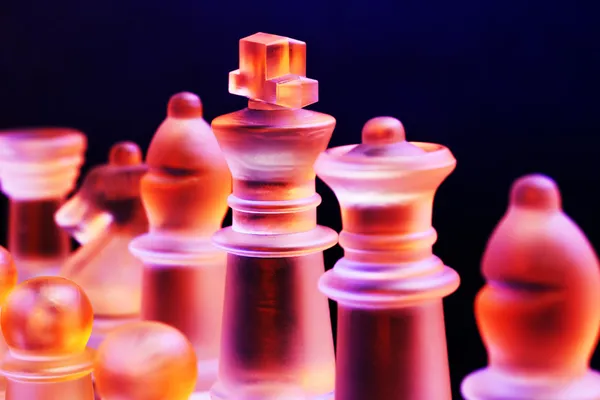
[6,377,94,400]
[8,199,70,276]
[315,117,459,399]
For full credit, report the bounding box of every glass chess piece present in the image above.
[210,32,337,400]
[0,128,87,281]
[94,321,198,400]
[55,141,148,349]
[0,247,17,400]
[129,91,231,399]
[315,117,459,400]
[0,276,95,400]
[461,174,600,400]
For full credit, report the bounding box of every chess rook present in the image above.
[0,128,86,281]
[315,117,459,400]
[461,174,600,400]
[0,277,95,400]
[129,92,231,397]
[0,247,17,400]
[210,33,337,399]
[94,321,198,400]
[55,141,148,349]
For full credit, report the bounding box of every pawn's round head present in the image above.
[1,277,93,357]
[349,116,426,158]
[94,321,198,400]
[0,246,17,305]
[167,91,203,119]
[510,173,562,211]
[361,116,406,145]
[109,141,142,166]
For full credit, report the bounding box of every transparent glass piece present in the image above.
[211,37,337,397]
[0,128,87,281]
[55,141,148,349]
[461,174,600,399]
[129,92,231,398]
[0,247,17,400]
[314,117,459,400]
[0,276,95,400]
[94,321,197,400]
[228,33,318,108]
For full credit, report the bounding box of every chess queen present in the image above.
[315,117,460,400]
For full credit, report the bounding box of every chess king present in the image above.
[210,33,337,399]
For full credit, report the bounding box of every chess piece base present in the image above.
[210,381,333,400]
[190,392,211,400]
[6,374,94,400]
[195,358,219,393]
[461,367,600,400]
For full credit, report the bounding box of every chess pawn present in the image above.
[0,128,87,281]
[0,276,95,400]
[461,174,600,400]
[210,33,337,399]
[94,321,198,400]
[54,141,148,349]
[315,117,459,400]
[0,247,17,400]
[129,92,231,397]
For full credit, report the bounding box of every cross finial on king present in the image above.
[228,32,318,109]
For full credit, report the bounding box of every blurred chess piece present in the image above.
[210,33,337,399]
[0,247,17,400]
[94,321,197,400]
[461,174,600,399]
[315,117,459,399]
[0,128,87,281]
[129,91,231,397]
[0,276,95,400]
[55,141,148,349]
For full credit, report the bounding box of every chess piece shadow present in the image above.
[461,174,600,399]
[55,141,148,349]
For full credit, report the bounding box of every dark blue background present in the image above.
[2,0,600,397]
